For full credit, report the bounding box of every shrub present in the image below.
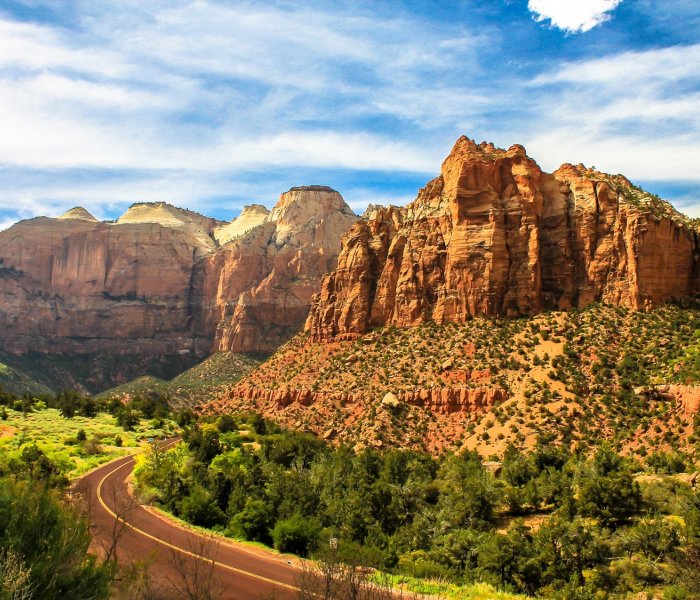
[0,477,112,599]
[229,499,274,544]
[272,514,321,557]
[179,486,226,529]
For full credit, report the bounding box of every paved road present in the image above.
[80,442,300,599]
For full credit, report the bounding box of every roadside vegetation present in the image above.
[0,386,179,599]
[134,412,700,599]
[0,387,179,478]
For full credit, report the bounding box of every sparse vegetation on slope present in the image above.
[0,360,53,396]
[213,303,700,457]
[98,351,259,409]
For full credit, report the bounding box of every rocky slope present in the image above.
[207,304,700,456]
[306,137,700,340]
[97,351,259,409]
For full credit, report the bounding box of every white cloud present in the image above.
[528,0,623,33]
[0,3,474,175]
[535,44,700,85]
[0,0,697,223]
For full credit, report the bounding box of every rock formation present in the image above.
[192,186,358,354]
[0,190,357,385]
[0,210,211,357]
[59,207,98,222]
[214,204,270,245]
[306,137,700,340]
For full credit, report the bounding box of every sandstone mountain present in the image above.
[306,137,699,340]
[208,136,700,455]
[0,189,357,391]
[192,186,358,355]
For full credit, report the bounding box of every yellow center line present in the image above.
[95,442,300,593]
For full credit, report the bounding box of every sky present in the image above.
[0,0,699,229]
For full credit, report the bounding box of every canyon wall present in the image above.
[306,137,700,340]
[0,190,357,385]
[192,186,358,354]
[0,211,209,356]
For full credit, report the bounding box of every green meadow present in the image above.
[0,406,178,478]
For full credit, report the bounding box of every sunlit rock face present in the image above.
[0,190,358,372]
[0,206,212,357]
[192,186,358,354]
[306,136,700,340]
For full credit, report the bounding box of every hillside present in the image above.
[0,350,200,396]
[98,351,259,408]
[207,303,700,457]
[0,360,53,396]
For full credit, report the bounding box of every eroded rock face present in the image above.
[0,191,357,379]
[192,186,358,354]
[306,137,700,340]
[0,214,209,356]
[210,385,503,415]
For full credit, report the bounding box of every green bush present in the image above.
[0,477,112,599]
[179,485,226,529]
[272,514,321,557]
[229,499,274,544]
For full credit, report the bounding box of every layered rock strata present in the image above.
[0,189,357,373]
[306,137,700,340]
[193,187,358,354]
[220,385,505,415]
[0,213,211,356]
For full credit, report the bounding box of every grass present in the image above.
[0,407,179,478]
[376,573,530,599]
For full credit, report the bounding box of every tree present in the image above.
[436,454,501,529]
[0,477,112,599]
[534,517,609,590]
[116,408,140,432]
[272,514,321,557]
[579,472,641,528]
[229,498,274,544]
[167,532,222,600]
[179,486,226,529]
[477,522,540,594]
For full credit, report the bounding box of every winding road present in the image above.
[81,442,300,599]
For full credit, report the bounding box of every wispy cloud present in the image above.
[0,0,698,222]
[525,43,700,183]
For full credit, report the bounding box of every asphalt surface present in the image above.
[80,441,300,599]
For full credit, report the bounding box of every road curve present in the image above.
[80,441,299,600]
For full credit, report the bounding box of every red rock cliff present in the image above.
[0,191,357,365]
[0,209,211,356]
[306,137,700,340]
[192,186,358,354]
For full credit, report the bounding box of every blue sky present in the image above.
[0,0,698,227]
